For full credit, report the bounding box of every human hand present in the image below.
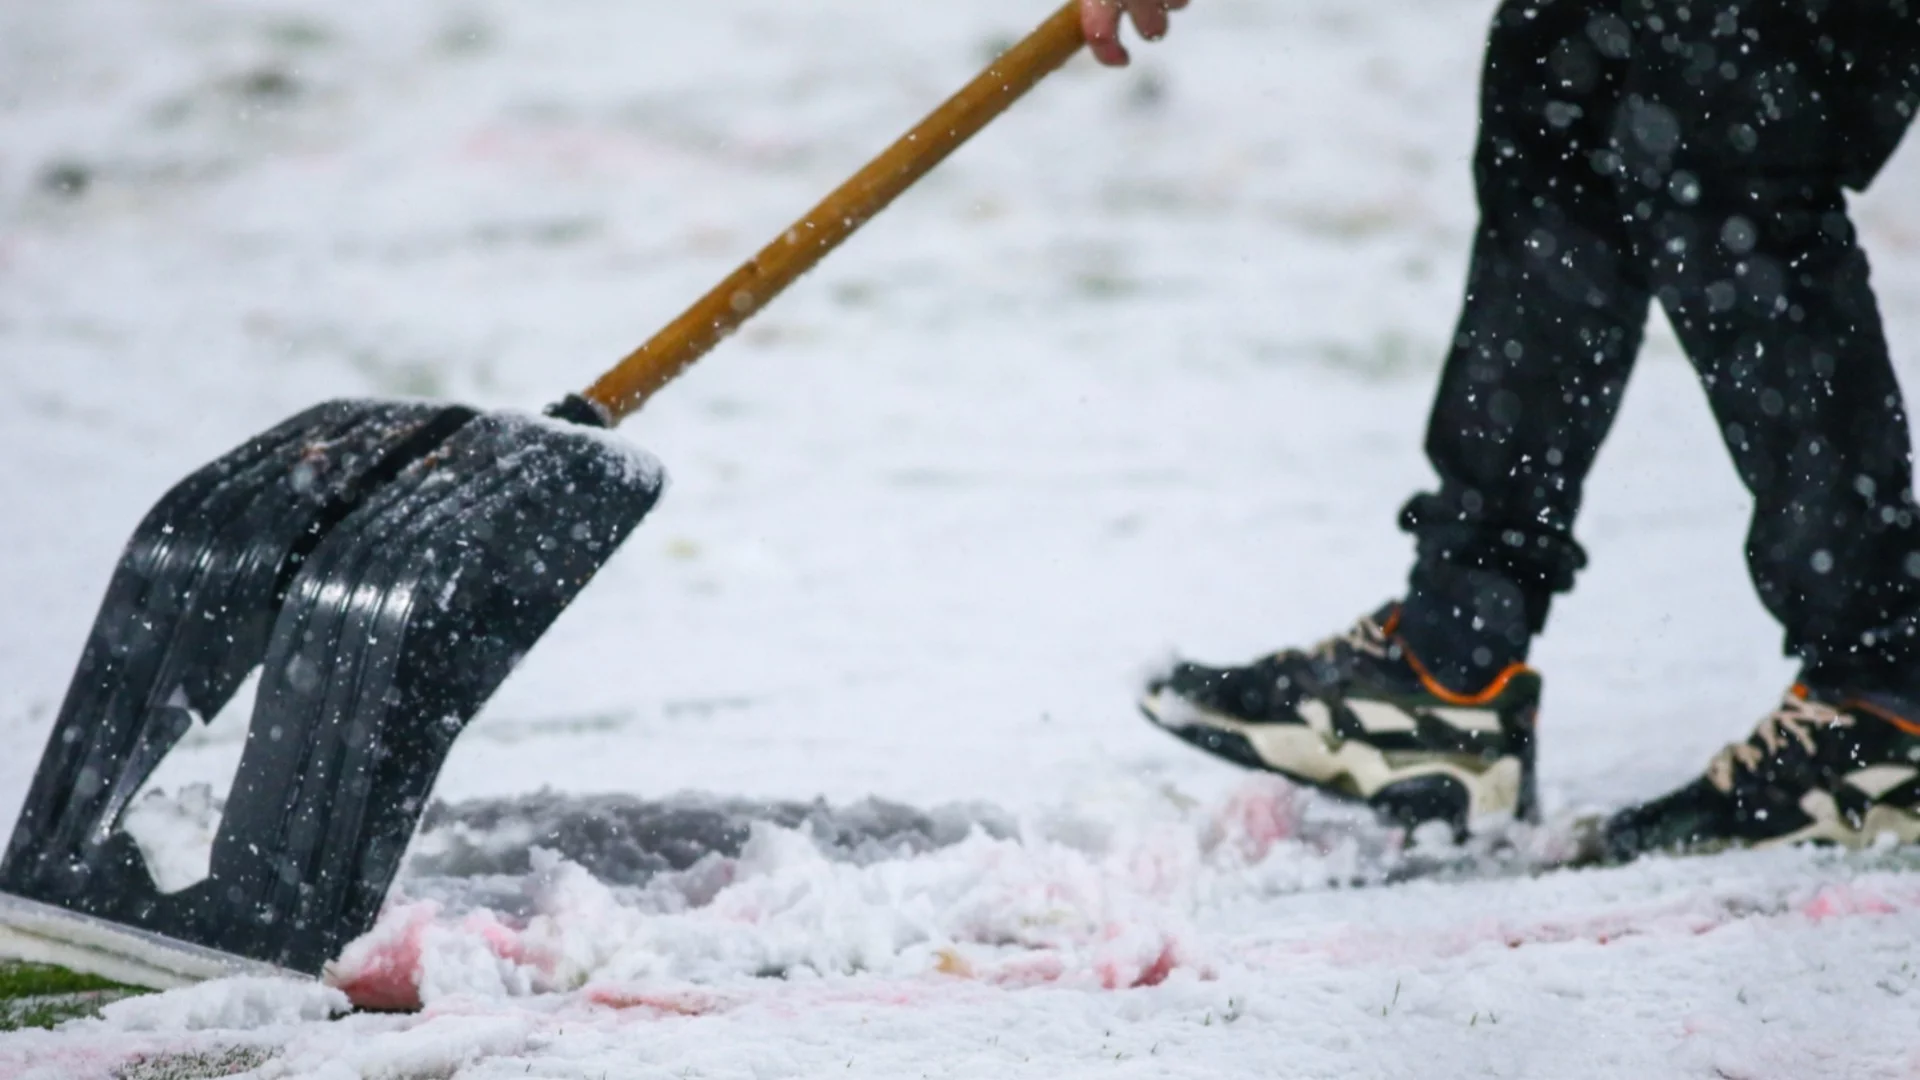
[1079,0,1189,67]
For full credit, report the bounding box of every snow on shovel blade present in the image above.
[0,400,476,917]
[183,410,663,974]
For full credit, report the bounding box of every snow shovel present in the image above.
[0,1,1091,986]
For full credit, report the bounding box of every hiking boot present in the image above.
[1139,604,1541,835]
[1603,684,1920,859]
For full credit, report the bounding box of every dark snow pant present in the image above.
[1396,0,1920,694]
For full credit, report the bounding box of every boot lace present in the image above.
[1308,611,1392,664]
[1705,690,1852,793]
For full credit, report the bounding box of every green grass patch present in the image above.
[0,960,148,1030]
[0,962,278,1076]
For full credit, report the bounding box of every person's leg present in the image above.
[1397,0,1652,691]
[1602,1,1920,857]
[1610,0,1920,692]
[1138,0,1653,833]
[1653,194,1917,686]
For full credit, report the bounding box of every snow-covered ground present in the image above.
[5,0,1920,1075]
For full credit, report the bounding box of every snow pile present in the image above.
[11,781,1920,1079]
[90,976,347,1032]
[330,776,1377,1009]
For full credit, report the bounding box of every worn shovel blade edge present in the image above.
[0,889,304,991]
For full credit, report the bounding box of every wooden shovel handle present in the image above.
[581,1,1086,424]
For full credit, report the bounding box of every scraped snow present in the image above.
[6,0,1920,1076]
[88,977,348,1033]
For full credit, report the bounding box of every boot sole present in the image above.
[1140,689,1528,833]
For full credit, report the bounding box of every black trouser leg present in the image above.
[1655,191,1919,688]
[1402,0,1920,694]
[1611,1,1920,690]
[1398,0,1649,689]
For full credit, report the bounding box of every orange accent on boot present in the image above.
[1397,644,1534,707]
[1842,695,1920,737]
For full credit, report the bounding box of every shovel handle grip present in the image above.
[581,1,1086,424]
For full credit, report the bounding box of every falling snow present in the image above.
[6,1,1920,1077]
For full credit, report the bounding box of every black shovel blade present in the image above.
[1,400,476,912]
[179,410,663,973]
